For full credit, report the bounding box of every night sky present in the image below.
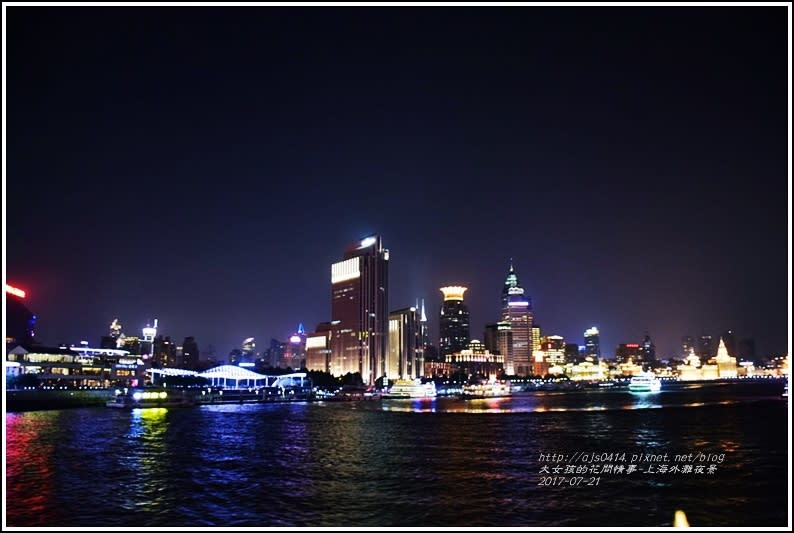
[5,6,790,360]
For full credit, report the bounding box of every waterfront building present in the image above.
[305,323,332,373]
[500,261,533,376]
[445,340,504,379]
[484,321,513,368]
[388,307,422,380]
[5,284,36,345]
[6,343,145,388]
[439,286,470,357]
[539,335,566,366]
[721,329,737,357]
[714,336,738,378]
[615,343,643,364]
[329,235,389,385]
[531,324,541,356]
[584,327,600,360]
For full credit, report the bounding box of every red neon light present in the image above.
[625,343,640,348]
[6,284,26,299]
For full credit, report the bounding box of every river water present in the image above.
[5,379,789,527]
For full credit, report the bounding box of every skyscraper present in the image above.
[329,235,389,385]
[388,307,422,380]
[681,336,695,358]
[500,261,533,376]
[584,326,601,360]
[642,333,656,362]
[439,286,470,357]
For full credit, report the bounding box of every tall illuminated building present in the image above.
[439,286,470,357]
[699,334,714,359]
[584,327,600,360]
[388,307,421,380]
[329,235,389,385]
[500,261,533,376]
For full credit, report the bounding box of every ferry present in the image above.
[381,379,437,399]
[106,388,196,408]
[628,373,662,393]
[461,380,512,399]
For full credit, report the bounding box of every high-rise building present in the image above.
[329,235,389,385]
[416,299,429,369]
[584,327,600,360]
[439,286,470,357]
[388,307,422,380]
[699,335,714,359]
[305,322,332,373]
[538,335,566,366]
[182,336,199,370]
[681,336,695,359]
[531,324,541,357]
[565,343,581,363]
[615,343,643,364]
[266,338,286,368]
[284,324,307,370]
[5,284,36,345]
[500,261,533,376]
[484,321,513,369]
[642,333,656,362]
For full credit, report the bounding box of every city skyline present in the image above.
[5,6,789,360]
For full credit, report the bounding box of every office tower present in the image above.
[539,335,566,366]
[565,343,581,363]
[584,326,601,359]
[439,286,470,357]
[305,322,332,373]
[266,338,286,368]
[699,335,714,359]
[5,284,36,345]
[681,336,695,358]
[531,324,541,356]
[329,235,389,385]
[484,321,513,371]
[501,261,533,376]
[182,336,199,370]
[615,343,642,364]
[388,307,422,380]
[642,333,656,362]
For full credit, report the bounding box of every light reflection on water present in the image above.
[5,380,788,527]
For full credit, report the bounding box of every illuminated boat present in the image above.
[461,380,512,398]
[381,379,437,399]
[106,388,195,408]
[628,373,662,393]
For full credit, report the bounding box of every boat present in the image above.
[106,388,196,408]
[461,380,512,399]
[628,373,662,393]
[381,379,437,399]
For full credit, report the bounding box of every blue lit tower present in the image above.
[439,286,470,357]
[501,261,533,376]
